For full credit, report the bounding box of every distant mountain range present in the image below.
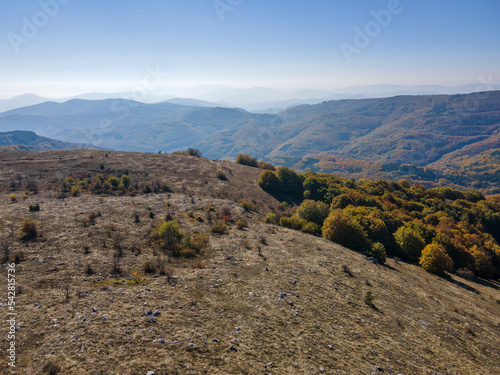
[0,130,100,151]
[3,83,500,113]
[1,91,499,192]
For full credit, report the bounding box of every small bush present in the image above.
[211,221,227,234]
[84,264,94,276]
[265,213,277,224]
[157,220,183,248]
[236,220,248,230]
[215,170,227,181]
[370,242,387,265]
[280,216,307,231]
[159,182,171,192]
[143,259,157,274]
[240,200,254,211]
[19,218,39,240]
[190,233,209,252]
[364,291,375,308]
[258,161,276,171]
[70,185,82,197]
[235,154,259,167]
[187,148,201,157]
[342,264,353,277]
[9,193,17,203]
[192,261,206,269]
[419,243,453,275]
[301,221,321,235]
[43,361,62,375]
[181,247,196,258]
[165,266,175,281]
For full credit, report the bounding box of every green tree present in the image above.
[296,200,330,225]
[419,243,453,275]
[258,170,281,193]
[394,225,426,261]
[276,167,304,201]
[322,210,370,253]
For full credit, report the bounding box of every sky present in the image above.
[0,0,499,99]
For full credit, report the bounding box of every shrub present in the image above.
[187,148,201,157]
[107,176,120,189]
[240,200,254,211]
[215,170,227,181]
[370,242,387,265]
[342,264,353,276]
[419,243,453,275]
[301,221,321,235]
[71,185,81,197]
[157,220,183,248]
[9,193,17,203]
[296,200,330,225]
[322,210,370,253]
[280,216,307,231]
[394,225,426,261]
[19,218,39,240]
[159,182,171,192]
[258,170,281,193]
[364,291,375,308]
[84,264,94,276]
[258,161,276,171]
[180,247,196,258]
[43,361,62,375]
[143,259,157,274]
[236,220,248,230]
[265,213,277,224]
[192,261,206,269]
[235,154,258,167]
[211,220,227,234]
[190,233,209,252]
[120,174,132,190]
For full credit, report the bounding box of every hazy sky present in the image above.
[1,0,499,98]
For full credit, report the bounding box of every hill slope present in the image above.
[0,130,100,151]
[0,92,499,191]
[0,150,499,374]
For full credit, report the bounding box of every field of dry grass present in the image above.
[0,150,499,374]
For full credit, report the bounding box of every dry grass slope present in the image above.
[0,150,499,374]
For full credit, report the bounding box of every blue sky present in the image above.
[1,0,499,98]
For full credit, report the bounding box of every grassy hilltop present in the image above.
[0,150,499,374]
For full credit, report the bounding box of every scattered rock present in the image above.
[148,317,157,324]
[229,345,237,352]
[154,311,161,316]
[92,307,97,312]
[213,338,221,343]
